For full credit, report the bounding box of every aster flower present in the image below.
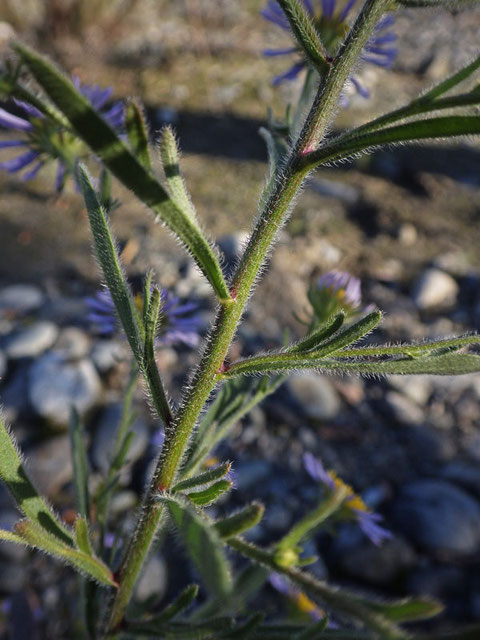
[262,0,397,94]
[269,572,326,621]
[307,270,363,326]
[0,77,124,190]
[303,452,392,546]
[85,288,201,348]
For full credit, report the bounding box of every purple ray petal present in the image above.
[22,160,44,181]
[0,108,33,132]
[12,98,44,119]
[339,0,358,21]
[0,150,40,173]
[322,0,335,19]
[0,140,28,149]
[273,61,306,85]
[263,47,299,57]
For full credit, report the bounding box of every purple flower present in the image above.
[85,287,201,348]
[303,452,392,546]
[307,270,365,325]
[0,77,124,190]
[262,0,397,94]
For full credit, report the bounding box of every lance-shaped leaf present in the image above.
[301,116,480,171]
[336,333,480,358]
[125,99,152,171]
[14,43,231,303]
[127,584,199,632]
[364,597,443,622]
[162,495,233,597]
[219,612,263,638]
[0,412,73,545]
[172,462,232,493]
[290,313,345,353]
[78,165,144,363]
[69,408,90,519]
[223,311,381,377]
[187,479,233,506]
[294,617,329,639]
[214,503,265,540]
[14,520,117,587]
[274,0,329,75]
[74,516,94,556]
[417,54,480,102]
[143,287,173,426]
[159,126,198,223]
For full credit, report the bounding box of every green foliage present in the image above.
[162,495,233,598]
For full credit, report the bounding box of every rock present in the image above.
[308,177,360,204]
[90,339,127,373]
[218,231,249,264]
[405,426,456,465]
[441,462,480,499]
[393,480,480,556]
[234,460,271,492]
[92,404,149,474]
[27,435,73,497]
[0,349,6,380]
[388,376,432,406]
[287,372,341,422]
[338,536,416,586]
[134,553,167,603]
[5,322,58,359]
[54,327,90,360]
[0,285,44,317]
[385,391,425,425]
[408,565,467,602]
[0,510,28,561]
[109,491,137,515]
[0,362,31,421]
[0,563,27,594]
[28,352,101,428]
[412,268,458,310]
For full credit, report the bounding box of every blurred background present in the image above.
[0,1,480,637]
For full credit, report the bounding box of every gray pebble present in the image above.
[90,339,127,374]
[393,479,480,556]
[385,391,425,425]
[0,563,27,594]
[27,435,73,497]
[5,322,58,359]
[92,404,149,474]
[338,536,417,586]
[0,285,44,316]
[134,553,167,603]
[412,268,458,310]
[0,350,6,380]
[0,510,28,562]
[54,327,90,360]
[234,460,271,492]
[388,375,432,406]
[28,352,101,428]
[287,372,341,421]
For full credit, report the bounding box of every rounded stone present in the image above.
[5,321,58,359]
[0,285,44,316]
[54,327,91,360]
[412,268,458,310]
[134,553,167,603]
[393,479,480,556]
[28,352,102,428]
[27,435,73,497]
[90,340,127,374]
[287,372,341,421]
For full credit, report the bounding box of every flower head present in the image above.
[0,77,124,190]
[85,288,201,348]
[303,452,392,546]
[262,0,397,94]
[307,270,363,325]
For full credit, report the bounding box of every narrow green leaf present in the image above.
[163,496,233,597]
[14,42,231,303]
[129,584,198,629]
[224,311,381,377]
[143,287,173,426]
[78,165,144,363]
[0,412,73,545]
[15,520,117,587]
[110,431,136,472]
[329,352,480,376]
[69,408,90,519]
[275,0,329,74]
[417,626,480,640]
[220,613,263,638]
[159,126,198,222]
[416,54,480,103]
[214,503,265,540]
[0,528,30,545]
[336,333,480,358]
[74,516,94,556]
[142,271,154,324]
[173,462,232,493]
[125,100,152,170]
[187,479,233,506]
[302,117,480,170]
[365,596,443,622]
[290,313,345,353]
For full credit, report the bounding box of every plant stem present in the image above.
[102,1,393,633]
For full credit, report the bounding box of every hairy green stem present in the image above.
[102,1,392,633]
